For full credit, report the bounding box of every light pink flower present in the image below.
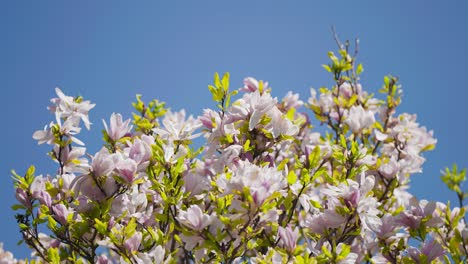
[267,108,299,138]
[240,77,268,93]
[0,243,17,264]
[336,243,358,264]
[103,113,132,141]
[153,109,201,141]
[277,226,299,252]
[177,205,213,231]
[32,122,55,145]
[408,239,445,263]
[124,232,142,253]
[15,188,31,208]
[92,148,115,177]
[127,137,152,167]
[96,255,110,264]
[115,159,138,183]
[51,87,95,130]
[345,105,375,134]
[53,204,74,225]
[281,91,303,111]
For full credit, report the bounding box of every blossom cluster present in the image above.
[5,48,468,264]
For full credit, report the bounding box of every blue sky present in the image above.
[1,1,467,258]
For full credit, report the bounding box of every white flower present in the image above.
[277,226,299,252]
[248,91,277,131]
[32,122,55,145]
[51,88,95,130]
[345,105,375,134]
[267,108,299,138]
[103,113,132,141]
[0,243,17,264]
[220,161,286,206]
[336,243,358,264]
[281,91,303,110]
[115,158,138,183]
[177,205,213,231]
[153,109,201,141]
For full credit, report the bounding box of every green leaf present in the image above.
[26,165,35,178]
[356,63,364,75]
[277,158,289,171]
[337,243,351,260]
[286,107,296,121]
[310,199,322,209]
[222,72,230,93]
[339,134,347,149]
[308,146,321,168]
[322,64,332,72]
[48,247,60,264]
[287,170,297,185]
[243,139,251,152]
[94,218,108,235]
[214,72,221,88]
[321,245,332,258]
[125,217,137,238]
[11,204,26,211]
[47,215,58,232]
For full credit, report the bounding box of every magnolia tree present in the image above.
[3,45,468,264]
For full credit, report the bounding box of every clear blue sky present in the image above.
[1,1,467,258]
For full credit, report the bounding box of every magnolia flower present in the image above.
[248,91,277,131]
[177,205,213,231]
[184,171,211,196]
[336,243,358,264]
[277,226,299,252]
[322,175,382,232]
[407,239,445,263]
[30,176,46,199]
[103,113,133,141]
[71,174,115,202]
[96,255,110,264]
[131,245,166,264]
[374,129,388,141]
[92,148,115,177]
[267,108,299,138]
[199,109,216,130]
[378,157,399,179]
[163,141,188,164]
[338,82,353,99]
[281,91,303,110]
[240,77,269,93]
[126,136,152,169]
[50,88,95,130]
[15,188,30,208]
[179,234,203,251]
[115,158,138,183]
[397,198,442,229]
[153,109,201,141]
[0,243,17,264]
[250,248,284,264]
[52,204,74,225]
[54,145,89,174]
[219,144,243,167]
[345,105,375,134]
[32,122,55,145]
[56,115,85,145]
[308,88,334,113]
[301,209,345,233]
[124,232,142,253]
[219,161,287,206]
[230,90,277,130]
